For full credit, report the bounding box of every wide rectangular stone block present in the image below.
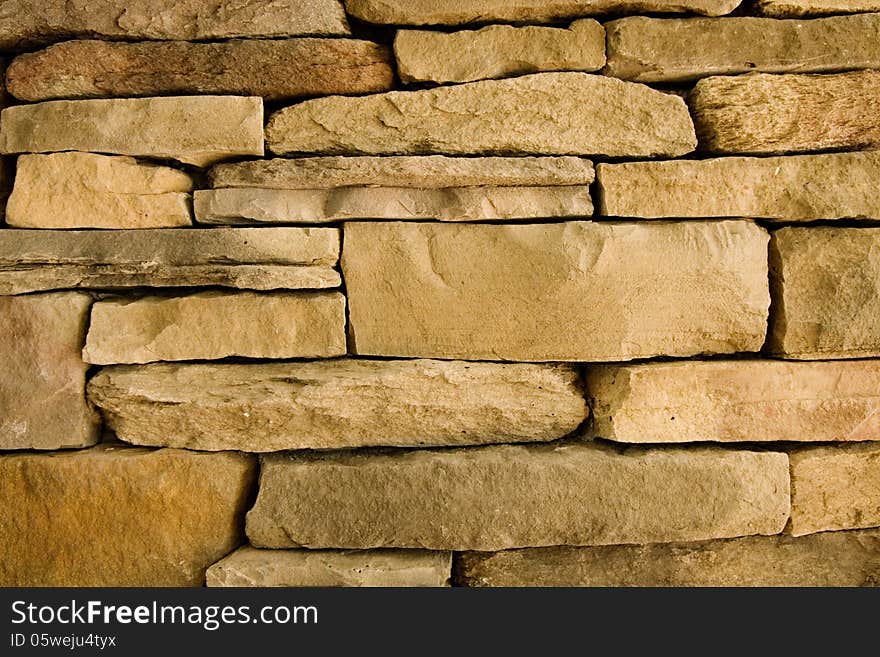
[0,446,256,586]
[789,444,880,536]
[0,96,264,167]
[457,530,880,586]
[597,151,880,220]
[758,0,880,17]
[207,547,451,587]
[0,228,340,295]
[0,293,99,450]
[266,72,696,158]
[83,291,346,365]
[586,359,880,443]
[342,221,769,361]
[247,442,791,550]
[87,359,588,452]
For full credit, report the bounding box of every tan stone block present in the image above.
[758,0,880,17]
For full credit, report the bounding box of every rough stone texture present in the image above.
[0,446,256,587]
[769,227,880,359]
[690,71,880,154]
[789,444,880,536]
[0,293,99,450]
[194,186,594,224]
[6,153,192,229]
[457,530,880,586]
[266,72,696,158]
[0,0,349,50]
[83,291,346,365]
[395,20,605,84]
[0,96,264,167]
[7,38,392,102]
[0,228,340,295]
[210,155,595,189]
[758,0,880,17]
[343,221,769,361]
[88,359,588,452]
[247,443,790,550]
[586,359,880,444]
[345,0,742,24]
[207,547,451,587]
[597,151,880,220]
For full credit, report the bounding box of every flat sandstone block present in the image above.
[0,446,255,586]
[586,359,880,443]
[7,38,391,102]
[266,72,696,158]
[207,547,451,587]
[597,151,880,220]
[457,530,880,586]
[758,0,880,17]
[395,20,605,84]
[0,96,264,167]
[0,293,99,450]
[0,228,340,295]
[247,443,790,550]
[87,359,588,451]
[342,221,769,361]
[789,444,880,536]
[6,153,192,229]
[83,291,346,365]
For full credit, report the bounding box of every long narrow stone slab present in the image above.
[247,443,790,550]
[342,221,769,361]
[83,292,346,365]
[0,228,340,295]
[194,186,594,224]
[457,530,880,586]
[586,359,880,443]
[0,446,255,586]
[690,71,880,154]
[1,293,99,450]
[7,153,193,229]
[789,444,880,536]
[266,72,696,158]
[87,360,588,452]
[597,151,880,220]
[0,96,264,167]
[769,227,880,359]
[604,15,880,83]
[207,547,451,587]
[758,0,880,17]
[7,38,392,102]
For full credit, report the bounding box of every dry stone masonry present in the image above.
[2,0,880,588]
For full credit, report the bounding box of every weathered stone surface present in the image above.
[690,71,880,154]
[769,227,880,359]
[457,530,880,586]
[604,15,880,83]
[395,20,605,84]
[789,444,880,536]
[266,72,696,158]
[343,221,769,361]
[194,186,594,224]
[345,0,742,24]
[758,0,880,17]
[207,547,451,587]
[597,151,880,220]
[210,155,595,189]
[88,360,588,452]
[0,446,255,586]
[586,359,880,444]
[0,293,99,450]
[7,38,392,102]
[83,291,346,365]
[0,96,264,167]
[0,0,349,50]
[247,443,790,550]
[6,153,192,229]
[0,228,340,295]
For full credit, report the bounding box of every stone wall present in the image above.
[2,0,879,587]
